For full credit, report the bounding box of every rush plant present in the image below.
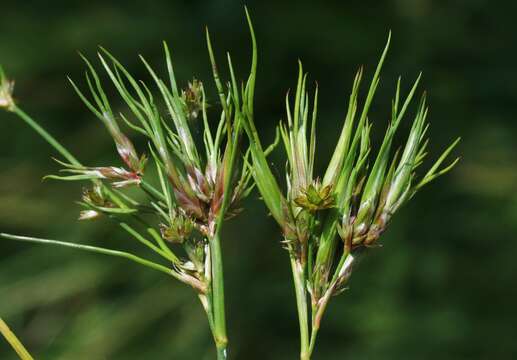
[241,34,460,359]
[0,11,259,359]
[0,11,460,359]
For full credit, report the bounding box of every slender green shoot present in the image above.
[0,317,34,360]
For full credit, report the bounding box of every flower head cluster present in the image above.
[242,33,460,351]
[0,14,261,354]
[0,14,460,358]
[42,24,257,297]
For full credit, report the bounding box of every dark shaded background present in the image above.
[1,1,515,359]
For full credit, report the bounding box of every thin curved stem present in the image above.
[11,105,81,167]
[118,222,176,262]
[10,105,178,264]
[0,233,174,277]
[10,105,130,210]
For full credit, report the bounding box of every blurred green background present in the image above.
[0,0,515,359]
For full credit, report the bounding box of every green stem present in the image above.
[216,345,227,360]
[10,104,176,265]
[290,255,310,360]
[118,222,175,262]
[0,317,34,360]
[11,105,81,167]
[12,105,155,210]
[9,103,222,356]
[209,232,228,359]
[309,253,353,357]
[200,293,216,336]
[140,180,166,202]
[10,86,226,358]
[10,105,129,211]
[308,325,319,357]
[147,227,178,263]
[201,280,226,359]
[0,233,175,278]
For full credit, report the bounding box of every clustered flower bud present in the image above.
[181,79,203,120]
[171,160,247,231]
[79,184,109,220]
[336,178,400,249]
[294,181,334,213]
[82,184,106,206]
[160,213,195,244]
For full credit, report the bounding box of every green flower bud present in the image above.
[82,184,106,206]
[294,182,334,212]
[182,79,203,120]
[160,214,195,244]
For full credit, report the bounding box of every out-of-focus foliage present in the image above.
[0,1,515,359]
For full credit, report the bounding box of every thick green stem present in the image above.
[210,232,228,359]
[290,255,310,360]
